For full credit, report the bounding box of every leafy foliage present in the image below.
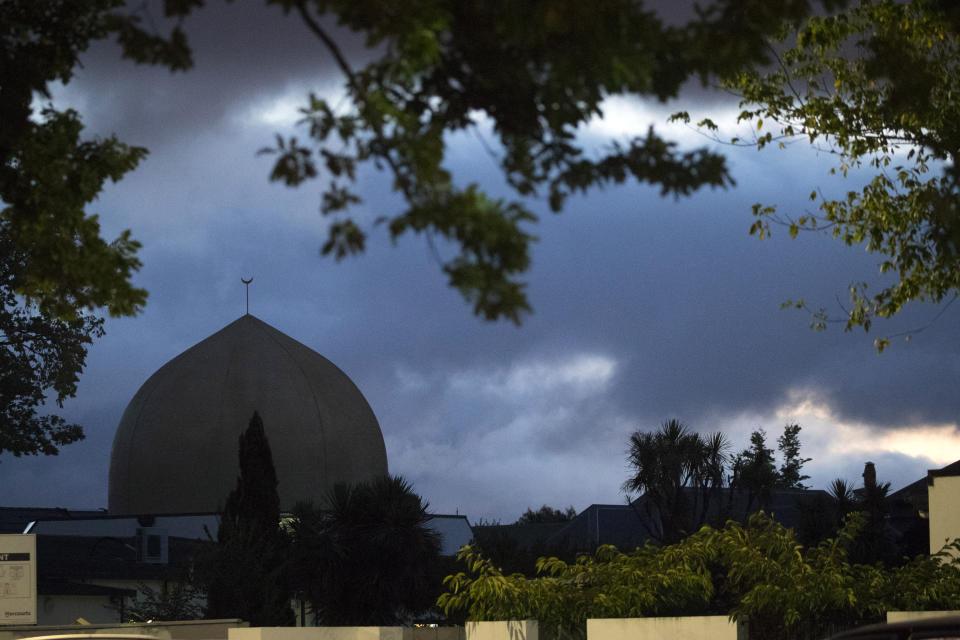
[731,429,779,507]
[731,425,813,502]
[0,0,191,456]
[795,469,905,558]
[116,580,204,623]
[198,412,294,626]
[472,525,579,579]
[717,0,960,349]
[1,0,190,320]
[0,229,103,457]
[516,505,577,525]
[255,0,850,322]
[625,423,814,544]
[623,419,730,544]
[21,0,946,344]
[776,424,812,489]
[439,512,960,640]
[286,475,441,625]
[14,0,897,334]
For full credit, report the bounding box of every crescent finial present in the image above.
[241,276,254,315]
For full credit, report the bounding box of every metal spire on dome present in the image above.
[241,276,253,315]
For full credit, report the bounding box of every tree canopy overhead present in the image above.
[260,0,847,323]
[0,0,191,456]
[11,0,959,339]
[1,0,191,320]
[0,230,103,457]
[2,0,856,455]
[6,0,952,461]
[684,0,960,350]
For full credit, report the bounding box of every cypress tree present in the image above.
[201,411,294,626]
[224,411,281,534]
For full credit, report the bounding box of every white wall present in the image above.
[0,618,244,640]
[230,627,407,640]
[587,616,746,640]
[887,611,960,623]
[929,475,960,555]
[465,621,537,640]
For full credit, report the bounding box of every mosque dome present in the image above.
[108,314,388,515]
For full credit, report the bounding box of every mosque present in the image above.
[4,314,960,628]
[108,313,389,515]
[1,314,472,626]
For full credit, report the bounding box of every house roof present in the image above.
[472,521,570,550]
[35,534,203,582]
[424,514,474,555]
[0,507,106,534]
[478,488,836,554]
[38,578,136,597]
[927,459,960,483]
[887,459,960,514]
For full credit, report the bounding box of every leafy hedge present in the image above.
[438,513,960,640]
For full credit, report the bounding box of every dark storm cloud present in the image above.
[3,1,959,521]
[65,1,364,147]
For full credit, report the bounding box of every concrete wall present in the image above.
[229,628,457,640]
[465,621,537,640]
[587,616,746,640]
[929,475,960,554]
[409,628,465,640]
[0,618,245,640]
[231,618,740,640]
[887,611,960,623]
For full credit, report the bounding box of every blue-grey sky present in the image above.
[2,2,959,523]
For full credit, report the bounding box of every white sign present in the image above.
[0,534,36,625]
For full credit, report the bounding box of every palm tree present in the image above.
[287,475,441,625]
[828,477,857,525]
[623,419,730,544]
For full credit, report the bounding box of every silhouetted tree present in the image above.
[776,424,812,489]
[287,475,441,625]
[472,524,579,578]
[115,579,203,622]
[0,230,104,457]
[515,505,576,524]
[730,429,778,515]
[798,470,901,561]
[623,419,730,544]
[199,411,294,626]
[850,462,894,565]
[794,492,838,548]
[829,478,858,523]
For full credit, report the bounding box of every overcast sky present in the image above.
[3,2,959,524]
